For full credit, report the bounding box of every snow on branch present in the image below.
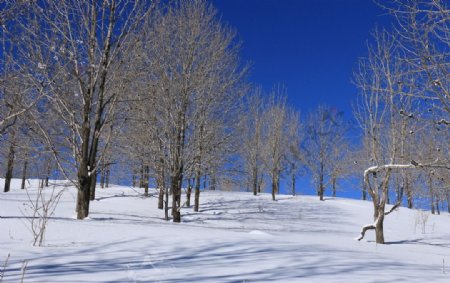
[363,161,450,184]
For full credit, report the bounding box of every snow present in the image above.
[1,179,449,282]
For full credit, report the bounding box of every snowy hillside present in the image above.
[1,180,449,282]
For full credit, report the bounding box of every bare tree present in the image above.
[303,105,347,201]
[136,0,246,222]
[12,0,154,219]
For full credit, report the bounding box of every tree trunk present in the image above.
[332,177,336,197]
[186,179,192,207]
[132,170,136,187]
[271,171,278,201]
[164,181,169,221]
[139,164,144,188]
[252,167,258,196]
[89,171,97,201]
[45,162,50,187]
[157,158,165,210]
[171,174,182,222]
[291,173,296,196]
[194,171,201,212]
[76,169,91,219]
[211,175,216,190]
[447,192,450,213]
[375,212,385,244]
[3,133,16,193]
[21,159,28,190]
[100,163,105,189]
[144,165,149,197]
[319,163,324,201]
[105,167,110,188]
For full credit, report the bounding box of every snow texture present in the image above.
[1,179,449,282]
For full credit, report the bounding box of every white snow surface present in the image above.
[1,179,449,282]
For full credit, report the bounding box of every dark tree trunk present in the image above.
[105,167,110,188]
[100,170,105,189]
[76,167,91,219]
[45,162,50,187]
[157,158,165,210]
[3,133,16,193]
[132,170,136,188]
[164,180,169,221]
[89,171,97,201]
[186,178,192,207]
[332,177,336,197]
[139,164,144,188]
[435,197,440,215]
[171,174,182,222]
[194,170,201,212]
[447,192,450,213]
[210,175,216,190]
[21,159,28,190]
[291,173,296,196]
[319,163,324,201]
[271,171,279,201]
[252,167,258,196]
[144,165,149,197]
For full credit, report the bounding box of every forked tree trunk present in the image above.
[3,132,16,193]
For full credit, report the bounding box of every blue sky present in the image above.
[212,0,392,198]
[213,0,391,119]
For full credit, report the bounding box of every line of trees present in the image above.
[1,0,448,241]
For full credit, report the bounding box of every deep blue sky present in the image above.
[212,0,392,197]
[213,0,391,119]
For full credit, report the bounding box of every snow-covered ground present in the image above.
[1,179,449,282]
